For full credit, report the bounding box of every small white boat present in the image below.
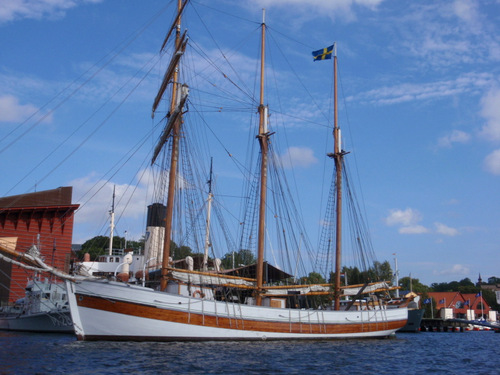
[0,277,73,333]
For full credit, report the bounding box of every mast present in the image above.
[160,0,183,291]
[393,253,399,298]
[108,185,116,256]
[332,43,343,310]
[202,158,213,272]
[255,9,269,306]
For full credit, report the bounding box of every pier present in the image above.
[420,318,500,332]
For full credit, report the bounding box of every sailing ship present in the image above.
[1,1,408,340]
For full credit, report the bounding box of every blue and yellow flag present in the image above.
[312,45,333,61]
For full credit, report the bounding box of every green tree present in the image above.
[125,238,145,253]
[342,266,362,285]
[398,276,430,294]
[373,260,393,282]
[78,235,112,260]
[300,272,326,285]
[221,249,256,269]
[341,261,393,286]
[77,235,144,260]
[172,244,194,260]
[487,276,500,284]
[431,281,455,292]
[431,278,476,293]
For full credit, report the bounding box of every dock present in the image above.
[420,318,500,332]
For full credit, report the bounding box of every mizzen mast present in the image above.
[331,43,344,310]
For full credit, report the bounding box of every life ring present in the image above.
[192,290,205,298]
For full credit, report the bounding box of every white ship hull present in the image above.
[66,280,408,341]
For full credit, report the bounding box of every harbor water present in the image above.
[1,330,498,374]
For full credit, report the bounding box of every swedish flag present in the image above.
[312,45,333,61]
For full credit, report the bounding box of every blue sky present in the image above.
[1,0,499,286]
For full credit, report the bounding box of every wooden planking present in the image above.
[76,294,406,335]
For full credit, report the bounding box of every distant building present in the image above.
[0,187,79,304]
[481,286,500,305]
[427,291,496,321]
[480,283,500,305]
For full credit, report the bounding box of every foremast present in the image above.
[151,0,188,291]
[256,9,270,306]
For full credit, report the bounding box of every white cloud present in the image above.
[399,225,429,234]
[279,146,317,169]
[385,208,422,226]
[452,0,480,26]
[385,208,431,235]
[434,264,470,277]
[434,222,459,236]
[386,209,461,236]
[393,2,499,68]
[479,87,500,141]
[0,0,103,23]
[437,130,470,148]
[483,149,500,175]
[242,0,385,24]
[70,171,152,241]
[353,73,494,106]
[248,0,384,13]
[0,94,52,123]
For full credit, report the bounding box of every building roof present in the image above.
[0,186,73,208]
[428,292,462,309]
[428,291,491,313]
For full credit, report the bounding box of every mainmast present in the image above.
[160,0,184,291]
[202,158,214,272]
[332,43,344,310]
[255,9,269,306]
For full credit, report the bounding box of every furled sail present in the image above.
[170,269,256,287]
[151,30,188,118]
[151,84,189,164]
[160,0,189,53]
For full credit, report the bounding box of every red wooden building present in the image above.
[0,187,79,304]
[428,291,492,320]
